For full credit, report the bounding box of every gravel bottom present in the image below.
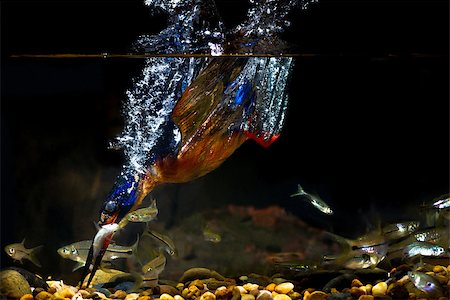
[7,264,447,300]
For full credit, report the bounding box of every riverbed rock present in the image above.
[0,269,32,298]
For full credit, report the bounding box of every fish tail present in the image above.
[323,231,352,252]
[131,234,140,256]
[290,184,307,197]
[72,262,85,272]
[29,246,43,267]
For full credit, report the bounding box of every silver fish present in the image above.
[141,250,166,275]
[203,226,222,243]
[408,271,443,298]
[126,198,158,223]
[145,229,178,257]
[4,239,43,267]
[414,227,447,244]
[432,195,450,209]
[382,221,420,240]
[323,230,388,269]
[343,253,381,269]
[290,184,333,215]
[92,223,120,259]
[57,238,138,271]
[403,242,445,257]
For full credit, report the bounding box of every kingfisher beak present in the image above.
[79,213,119,288]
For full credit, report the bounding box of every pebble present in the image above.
[302,290,310,300]
[111,289,128,299]
[273,294,291,300]
[433,265,447,274]
[179,268,225,283]
[138,296,151,300]
[256,290,272,300]
[35,291,53,300]
[204,278,236,290]
[371,282,387,296]
[161,293,175,300]
[308,291,328,300]
[357,296,374,300]
[231,286,242,300]
[243,283,259,292]
[272,278,287,285]
[215,286,233,299]
[160,285,181,296]
[6,267,49,290]
[0,269,32,299]
[201,291,217,300]
[265,284,276,292]
[275,283,294,294]
[241,294,255,300]
[54,286,77,298]
[174,295,185,300]
[19,294,34,300]
[125,293,140,300]
[349,287,365,298]
[351,279,363,288]
[237,286,247,294]
[387,283,408,299]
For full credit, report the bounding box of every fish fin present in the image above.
[28,250,42,267]
[72,262,85,272]
[323,231,352,252]
[31,245,44,252]
[290,184,307,197]
[93,221,101,231]
[150,198,157,208]
[131,234,140,256]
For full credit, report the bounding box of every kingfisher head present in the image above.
[100,171,139,225]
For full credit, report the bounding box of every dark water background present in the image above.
[1,0,448,281]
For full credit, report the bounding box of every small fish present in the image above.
[403,242,446,257]
[343,253,381,269]
[92,223,121,259]
[273,262,318,274]
[414,227,447,244]
[323,230,388,269]
[4,238,43,267]
[141,250,167,275]
[290,184,333,215]
[382,221,420,240]
[432,194,450,209]
[408,271,443,298]
[57,238,139,271]
[126,198,158,223]
[323,252,380,269]
[146,229,177,257]
[203,226,222,243]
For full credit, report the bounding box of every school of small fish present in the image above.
[2,191,449,298]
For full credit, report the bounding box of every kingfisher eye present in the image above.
[9,248,15,254]
[63,248,70,254]
[105,200,117,212]
[71,248,77,254]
